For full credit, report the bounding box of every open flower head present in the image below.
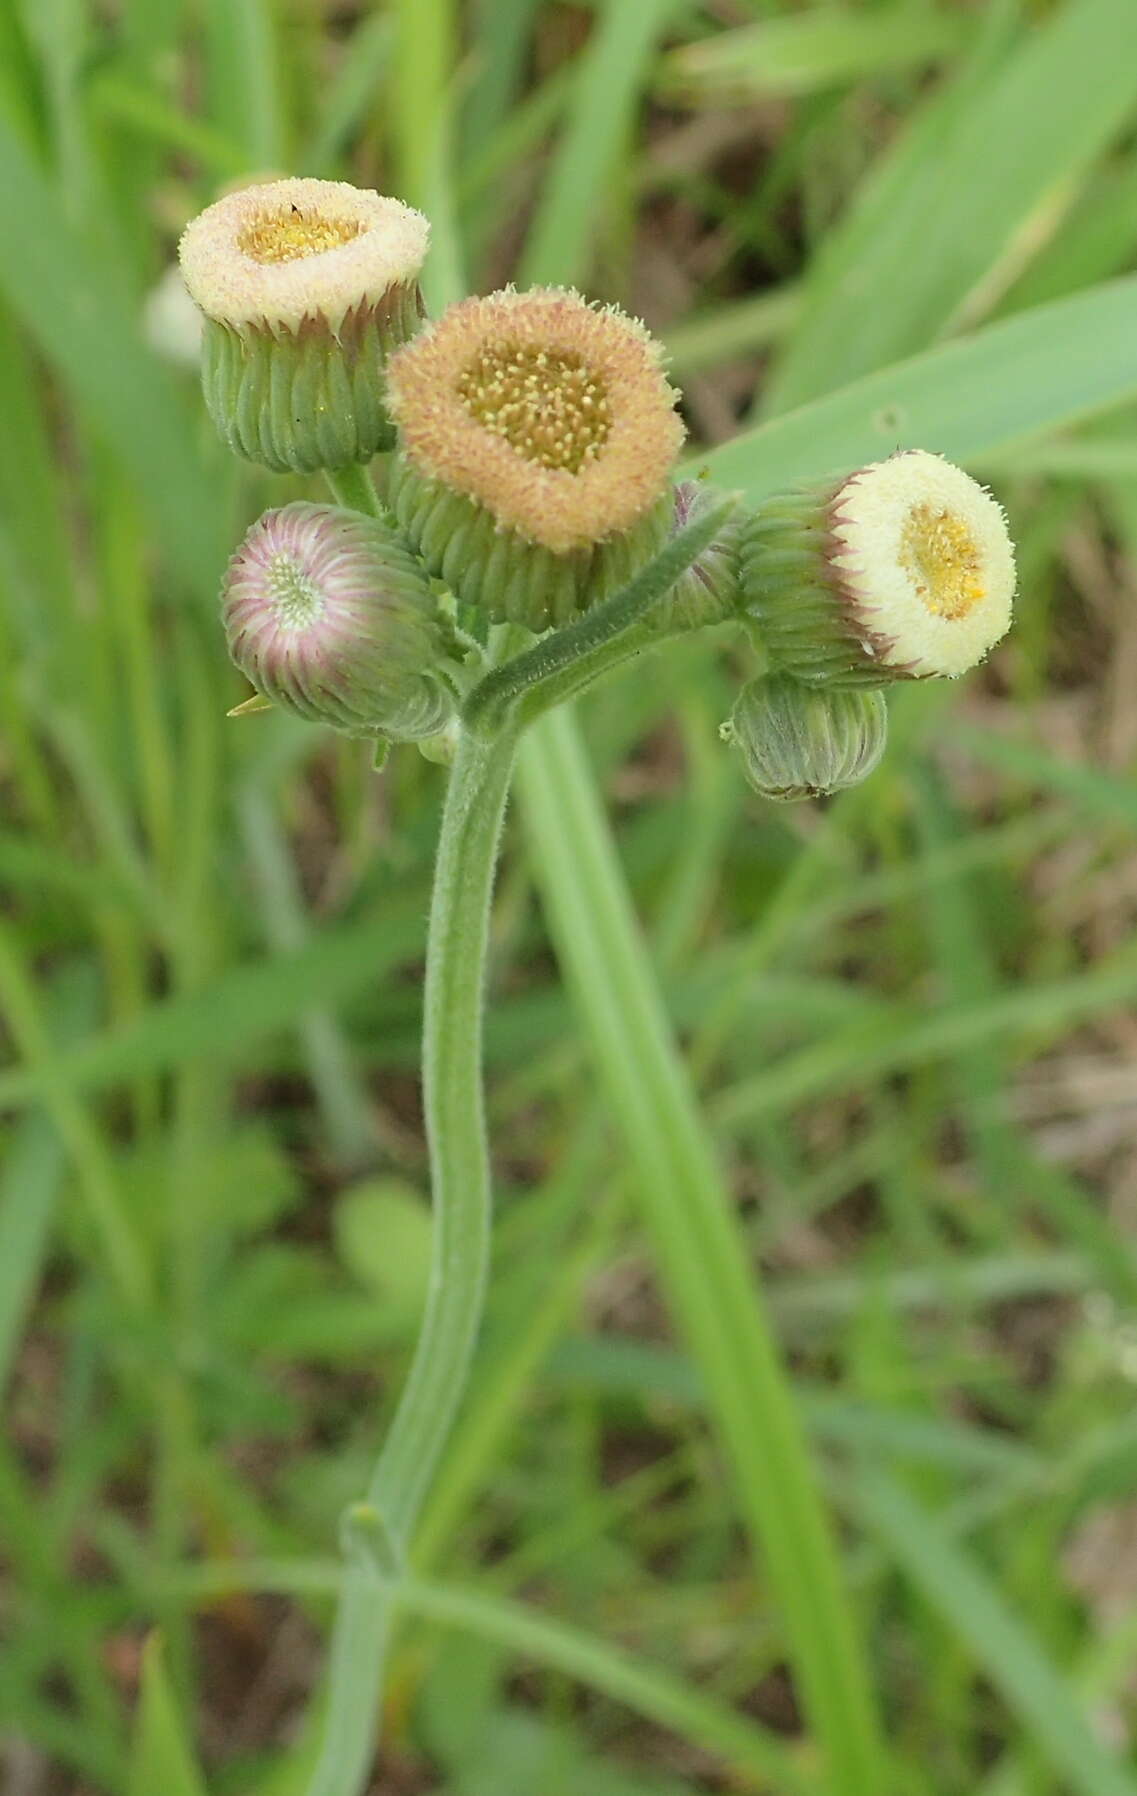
[386,287,685,628]
[741,450,1015,686]
[179,179,429,472]
[222,502,456,742]
[179,177,428,336]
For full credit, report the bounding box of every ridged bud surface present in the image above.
[388,459,671,631]
[385,287,684,628]
[180,179,428,473]
[222,502,457,741]
[646,480,744,634]
[723,673,887,801]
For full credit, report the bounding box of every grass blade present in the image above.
[399,1576,820,1796]
[519,0,681,289]
[0,898,425,1115]
[859,1471,1137,1796]
[0,111,226,599]
[128,1633,208,1796]
[701,273,1137,500]
[517,708,886,1796]
[661,5,965,104]
[764,0,1137,411]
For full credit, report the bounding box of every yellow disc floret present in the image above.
[456,343,612,473]
[829,450,1015,677]
[237,209,365,266]
[386,287,685,554]
[899,502,985,622]
[179,177,429,335]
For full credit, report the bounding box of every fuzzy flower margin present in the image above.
[829,451,1015,678]
[385,287,685,555]
[179,178,429,472]
[179,177,429,337]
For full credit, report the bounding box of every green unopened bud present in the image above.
[722,673,887,801]
[179,179,428,473]
[740,450,1015,687]
[646,479,744,634]
[221,502,457,741]
[385,286,683,631]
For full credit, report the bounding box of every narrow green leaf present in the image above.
[661,5,965,102]
[519,0,681,288]
[701,275,1137,499]
[958,724,1137,831]
[0,1115,64,1393]
[202,0,284,168]
[859,1472,1137,1796]
[304,10,393,172]
[398,1579,819,1796]
[0,111,227,598]
[518,709,886,1796]
[128,1632,208,1796]
[714,945,1137,1132]
[393,0,466,310]
[662,285,800,378]
[765,0,1137,410]
[0,897,424,1114]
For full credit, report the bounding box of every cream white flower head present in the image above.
[178,178,429,336]
[386,287,685,554]
[829,450,1015,677]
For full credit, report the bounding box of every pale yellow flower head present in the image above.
[386,287,685,555]
[178,177,429,337]
[828,450,1015,678]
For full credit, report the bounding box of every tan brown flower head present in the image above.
[385,287,685,554]
[179,177,429,336]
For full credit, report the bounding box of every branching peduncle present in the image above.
[464,495,739,735]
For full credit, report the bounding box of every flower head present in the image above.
[741,450,1016,687]
[179,179,428,472]
[827,451,1015,677]
[179,177,429,337]
[222,502,456,741]
[386,287,684,555]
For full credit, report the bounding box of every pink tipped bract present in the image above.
[222,502,452,739]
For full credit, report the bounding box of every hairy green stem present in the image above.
[324,461,390,521]
[465,495,737,735]
[306,470,519,1796]
[306,465,845,1795]
[307,722,518,1794]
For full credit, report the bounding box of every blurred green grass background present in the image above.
[5,0,1137,1792]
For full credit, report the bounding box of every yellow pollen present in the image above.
[455,341,611,474]
[237,208,365,265]
[899,502,986,621]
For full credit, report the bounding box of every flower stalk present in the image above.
[465,492,740,735]
[303,484,747,1794]
[307,701,519,1796]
